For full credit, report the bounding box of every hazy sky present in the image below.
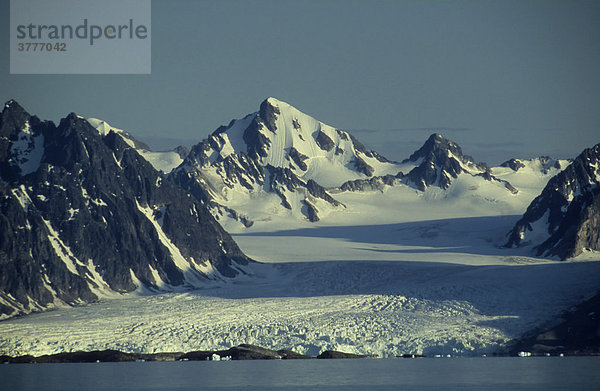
[1,0,599,164]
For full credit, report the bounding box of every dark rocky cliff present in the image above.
[0,101,252,319]
[505,143,600,259]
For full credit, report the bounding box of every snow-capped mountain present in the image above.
[0,100,252,319]
[171,97,403,222]
[86,117,187,173]
[172,98,530,225]
[399,133,523,195]
[402,133,489,190]
[505,143,600,259]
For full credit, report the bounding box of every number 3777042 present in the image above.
[17,42,67,52]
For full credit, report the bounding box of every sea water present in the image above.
[1,357,599,391]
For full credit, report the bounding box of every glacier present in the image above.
[2,181,598,358]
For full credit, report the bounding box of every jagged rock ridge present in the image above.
[505,143,600,259]
[86,118,187,174]
[0,100,252,319]
[399,133,517,193]
[501,156,564,174]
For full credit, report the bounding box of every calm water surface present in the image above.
[1,357,599,391]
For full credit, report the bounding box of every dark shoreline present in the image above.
[3,343,598,364]
[0,344,371,364]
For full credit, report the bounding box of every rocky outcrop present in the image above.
[501,158,526,172]
[289,147,309,170]
[475,171,519,194]
[501,156,564,174]
[353,156,375,177]
[174,145,189,159]
[315,130,335,151]
[402,133,495,191]
[511,292,600,356]
[316,350,369,359]
[505,143,600,259]
[348,133,389,163]
[338,173,403,192]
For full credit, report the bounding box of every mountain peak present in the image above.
[428,133,461,149]
[401,133,496,191]
[428,132,445,141]
[176,96,400,223]
[401,133,466,190]
[86,117,151,151]
[265,96,285,105]
[259,97,303,122]
[235,97,394,182]
[1,99,29,120]
[404,133,464,163]
[3,99,18,109]
[56,112,89,134]
[263,97,299,109]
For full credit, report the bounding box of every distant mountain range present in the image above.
[0,97,598,319]
[171,98,538,224]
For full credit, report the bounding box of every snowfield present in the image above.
[1,181,599,358]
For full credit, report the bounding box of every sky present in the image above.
[1,0,599,165]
